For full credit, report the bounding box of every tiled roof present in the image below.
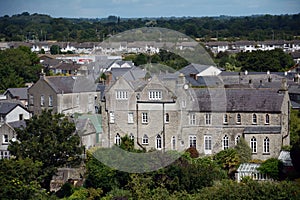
[191,88,284,112]
[9,120,26,129]
[4,88,28,100]
[43,76,97,94]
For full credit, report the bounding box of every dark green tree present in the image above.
[50,44,61,54]
[234,137,252,164]
[8,110,83,191]
[0,158,47,199]
[258,158,283,180]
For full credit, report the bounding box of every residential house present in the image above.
[0,122,15,159]
[3,88,28,107]
[0,101,31,123]
[28,75,100,115]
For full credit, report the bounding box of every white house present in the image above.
[0,102,31,123]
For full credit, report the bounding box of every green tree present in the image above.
[258,158,283,180]
[50,44,61,54]
[234,137,252,164]
[8,110,83,191]
[214,148,240,178]
[0,158,47,199]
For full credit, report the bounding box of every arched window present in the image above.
[236,113,241,124]
[171,136,176,150]
[252,114,257,124]
[250,137,257,153]
[222,135,229,150]
[115,133,121,146]
[142,134,148,144]
[265,114,270,124]
[235,135,241,145]
[156,134,162,150]
[263,137,270,153]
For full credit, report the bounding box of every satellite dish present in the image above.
[12,138,16,142]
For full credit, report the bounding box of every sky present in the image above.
[0,0,299,18]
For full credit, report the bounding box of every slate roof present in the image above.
[0,102,24,115]
[43,76,97,94]
[278,151,293,167]
[243,126,281,134]
[179,63,213,75]
[191,88,284,112]
[78,114,102,133]
[9,120,26,129]
[4,88,28,100]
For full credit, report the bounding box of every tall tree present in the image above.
[8,110,83,191]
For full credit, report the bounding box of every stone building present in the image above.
[28,75,100,115]
[102,73,290,160]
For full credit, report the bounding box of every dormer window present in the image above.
[149,90,162,100]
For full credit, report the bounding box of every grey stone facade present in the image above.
[102,74,290,160]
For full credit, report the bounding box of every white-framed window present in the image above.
[250,137,257,153]
[2,135,9,144]
[236,113,241,124]
[142,112,148,123]
[40,95,45,106]
[205,113,211,125]
[223,114,228,124]
[171,136,176,150]
[222,135,229,150]
[49,95,53,107]
[235,135,241,145]
[116,90,128,100]
[204,135,212,154]
[109,111,115,123]
[252,114,257,124]
[189,113,196,125]
[263,137,270,153]
[165,113,169,123]
[128,112,134,124]
[142,134,149,144]
[156,134,162,150]
[189,135,197,148]
[115,133,121,146]
[29,94,34,105]
[0,151,10,159]
[265,114,270,124]
[129,133,134,141]
[149,90,162,100]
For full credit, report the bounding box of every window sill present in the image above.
[262,153,270,155]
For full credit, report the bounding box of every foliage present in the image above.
[65,187,102,200]
[119,134,135,152]
[84,152,130,194]
[0,158,45,199]
[236,49,295,72]
[185,147,200,158]
[1,13,300,42]
[8,110,83,191]
[290,109,300,146]
[234,137,252,164]
[258,158,283,180]
[0,46,42,92]
[214,148,240,178]
[50,45,61,54]
[194,179,300,200]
